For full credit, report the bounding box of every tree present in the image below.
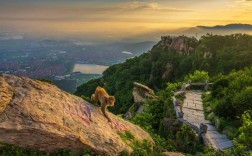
[184,70,209,82]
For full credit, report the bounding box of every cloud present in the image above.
[0,1,192,21]
[122,51,133,55]
[120,2,191,12]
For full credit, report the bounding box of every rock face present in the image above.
[155,36,197,55]
[162,63,174,80]
[132,82,157,103]
[124,82,157,119]
[0,74,153,155]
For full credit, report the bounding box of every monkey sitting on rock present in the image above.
[91,86,115,122]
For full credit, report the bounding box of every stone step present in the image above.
[183,108,204,114]
[183,105,203,111]
[183,110,204,117]
[184,99,194,104]
[214,140,233,150]
[186,94,202,98]
[207,131,228,139]
[194,100,203,105]
[183,114,205,120]
[205,124,217,131]
[186,97,202,100]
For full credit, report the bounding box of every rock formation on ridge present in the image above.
[155,36,198,55]
[124,82,157,119]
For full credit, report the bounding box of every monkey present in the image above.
[91,86,115,122]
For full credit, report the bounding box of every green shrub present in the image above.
[184,70,209,82]
[233,87,252,116]
[232,111,252,155]
[0,143,107,156]
[175,124,203,154]
[214,98,235,119]
[212,77,229,98]
[117,131,152,156]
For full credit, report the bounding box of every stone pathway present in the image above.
[174,91,233,150]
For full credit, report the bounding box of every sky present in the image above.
[0,0,252,42]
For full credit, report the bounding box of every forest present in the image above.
[75,34,252,155]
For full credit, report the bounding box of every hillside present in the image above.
[74,34,252,155]
[75,34,252,114]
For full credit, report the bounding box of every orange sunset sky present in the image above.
[0,0,252,41]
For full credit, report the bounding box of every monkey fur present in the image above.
[91,86,115,122]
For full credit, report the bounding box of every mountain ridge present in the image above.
[197,23,252,30]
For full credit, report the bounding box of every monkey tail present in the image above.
[101,105,112,122]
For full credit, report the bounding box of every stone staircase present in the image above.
[173,83,233,150]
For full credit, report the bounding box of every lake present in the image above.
[72,64,109,74]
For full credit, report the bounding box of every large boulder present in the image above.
[0,74,153,155]
[132,82,157,103]
[124,82,157,119]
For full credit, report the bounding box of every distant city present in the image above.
[0,33,155,92]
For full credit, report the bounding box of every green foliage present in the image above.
[194,147,228,156]
[130,82,204,154]
[74,34,252,155]
[82,149,107,156]
[130,110,153,131]
[0,144,48,156]
[0,144,107,156]
[232,111,252,155]
[184,70,209,82]
[75,34,252,115]
[175,124,202,154]
[117,131,152,156]
[211,67,252,119]
[212,77,229,98]
[233,87,252,116]
[201,68,252,155]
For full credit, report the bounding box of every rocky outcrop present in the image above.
[0,74,153,155]
[162,63,173,80]
[155,36,198,55]
[132,82,157,103]
[124,82,157,119]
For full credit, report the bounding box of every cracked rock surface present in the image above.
[0,74,153,155]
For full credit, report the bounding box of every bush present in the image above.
[212,77,229,98]
[214,98,235,119]
[175,124,203,154]
[184,70,209,82]
[232,111,252,155]
[117,131,152,156]
[233,87,252,116]
[0,144,108,156]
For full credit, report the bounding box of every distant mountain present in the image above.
[197,24,252,30]
[174,23,252,37]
